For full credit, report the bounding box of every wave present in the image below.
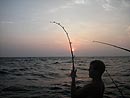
[0,57,130,98]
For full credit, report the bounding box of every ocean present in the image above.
[0,56,130,98]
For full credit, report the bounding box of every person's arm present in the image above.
[71,69,77,98]
[71,69,92,98]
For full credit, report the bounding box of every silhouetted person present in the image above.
[71,60,105,98]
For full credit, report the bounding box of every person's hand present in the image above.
[71,69,77,79]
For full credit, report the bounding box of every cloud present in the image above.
[122,0,130,8]
[102,2,115,11]
[127,26,130,31]
[127,25,130,34]
[73,0,86,4]
[49,0,87,13]
[98,0,115,11]
[0,21,14,24]
[49,0,130,13]
[102,3,114,11]
[98,0,130,11]
[49,3,72,13]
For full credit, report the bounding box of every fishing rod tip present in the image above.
[50,21,54,23]
[50,21,60,25]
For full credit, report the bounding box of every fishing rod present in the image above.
[93,41,130,52]
[50,21,75,71]
[93,40,129,98]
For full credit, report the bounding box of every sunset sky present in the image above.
[0,0,130,57]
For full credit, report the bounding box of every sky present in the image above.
[0,0,130,57]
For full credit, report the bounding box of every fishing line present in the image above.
[105,70,125,98]
[50,21,75,71]
[93,40,130,98]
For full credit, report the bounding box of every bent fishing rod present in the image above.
[93,40,130,98]
[50,21,75,71]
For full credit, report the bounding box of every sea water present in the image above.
[0,57,130,98]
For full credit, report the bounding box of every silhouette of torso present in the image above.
[73,80,104,98]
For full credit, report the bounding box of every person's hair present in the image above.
[90,60,105,74]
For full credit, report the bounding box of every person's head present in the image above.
[89,60,105,79]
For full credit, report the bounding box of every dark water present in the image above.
[0,57,130,98]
